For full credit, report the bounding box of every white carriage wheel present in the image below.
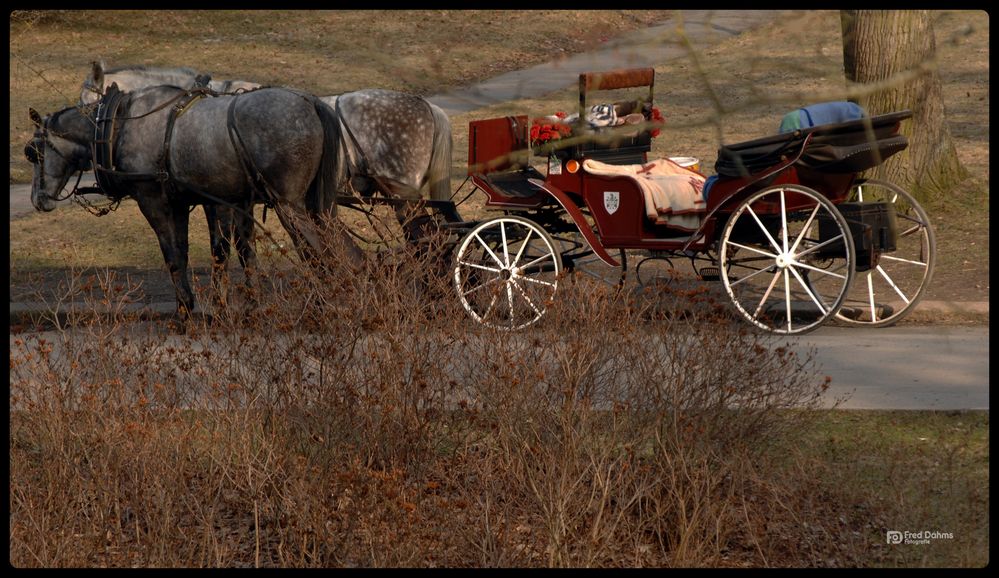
[834,179,936,327]
[719,184,856,335]
[453,215,562,331]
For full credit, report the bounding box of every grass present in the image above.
[791,410,989,567]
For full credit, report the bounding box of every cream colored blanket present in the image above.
[582,158,706,232]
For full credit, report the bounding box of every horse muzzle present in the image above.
[30,174,58,212]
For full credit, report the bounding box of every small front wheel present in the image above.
[719,184,856,335]
[453,216,562,330]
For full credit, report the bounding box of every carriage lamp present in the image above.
[566,159,580,173]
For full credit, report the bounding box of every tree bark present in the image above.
[841,10,967,201]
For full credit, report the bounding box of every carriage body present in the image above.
[457,67,932,334]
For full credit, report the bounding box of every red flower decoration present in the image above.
[649,107,664,138]
[530,116,573,146]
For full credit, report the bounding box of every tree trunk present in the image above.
[841,10,967,201]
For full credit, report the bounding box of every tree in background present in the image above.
[841,10,968,201]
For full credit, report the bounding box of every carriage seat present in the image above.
[583,158,706,232]
[714,111,912,178]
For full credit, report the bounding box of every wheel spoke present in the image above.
[474,233,505,268]
[788,259,848,280]
[788,205,821,255]
[780,190,789,254]
[897,222,924,238]
[794,234,844,259]
[506,283,516,329]
[752,269,783,319]
[511,279,543,317]
[518,275,557,288]
[730,263,777,287]
[500,222,510,266]
[520,251,555,272]
[877,264,912,304]
[458,260,501,274]
[511,228,533,267]
[880,254,929,267]
[462,276,502,297]
[724,239,777,259]
[865,272,878,322]
[788,265,828,316]
[784,269,793,333]
[481,292,499,322]
[746,205,783,255]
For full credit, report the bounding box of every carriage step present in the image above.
[698,267,720,281]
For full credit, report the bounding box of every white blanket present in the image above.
[582,158,706,232]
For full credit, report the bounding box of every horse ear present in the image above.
[90,60,105,89]
[29,108,42,127]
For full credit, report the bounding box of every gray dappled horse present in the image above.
[80,62,454,282]
[28,84,344,317]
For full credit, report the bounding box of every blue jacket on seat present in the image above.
[779,101,866,133]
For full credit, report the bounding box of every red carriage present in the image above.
[443,67,934,334]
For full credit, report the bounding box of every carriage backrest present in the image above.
[578,67,655,122]
[467,115,531,175]
[571,68,657,165]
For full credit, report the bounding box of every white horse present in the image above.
[78,61,454,283]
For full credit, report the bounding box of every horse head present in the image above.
[25,107,92,212]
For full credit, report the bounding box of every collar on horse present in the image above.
[91,83,212,199]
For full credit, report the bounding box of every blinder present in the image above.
[23,138,41,164]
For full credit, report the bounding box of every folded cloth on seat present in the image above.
[582,158,706,232]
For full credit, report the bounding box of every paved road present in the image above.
[791,325,989,410]
[428,10,786,115]
[10,323,988,410]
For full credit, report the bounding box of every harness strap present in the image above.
[225,94,279,208]
[161,91,208,190]
[91,86,212,198]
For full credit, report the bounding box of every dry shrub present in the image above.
[10,216,834,567]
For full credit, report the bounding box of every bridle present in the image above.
[25,110,87,202]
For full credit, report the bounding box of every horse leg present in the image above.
[394,202,447,266]
[274,202,364,271]
[232,203,258,290]
[136,195,195,320]
[205,204,232,305]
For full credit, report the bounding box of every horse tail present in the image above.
[306,95,344,217]
[426,102,453,202]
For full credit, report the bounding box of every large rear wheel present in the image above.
[719,184,856,335]
[834,179,935,327]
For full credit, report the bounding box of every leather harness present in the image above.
[92,84,214,202]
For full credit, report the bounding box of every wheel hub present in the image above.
[774,252,792,269]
